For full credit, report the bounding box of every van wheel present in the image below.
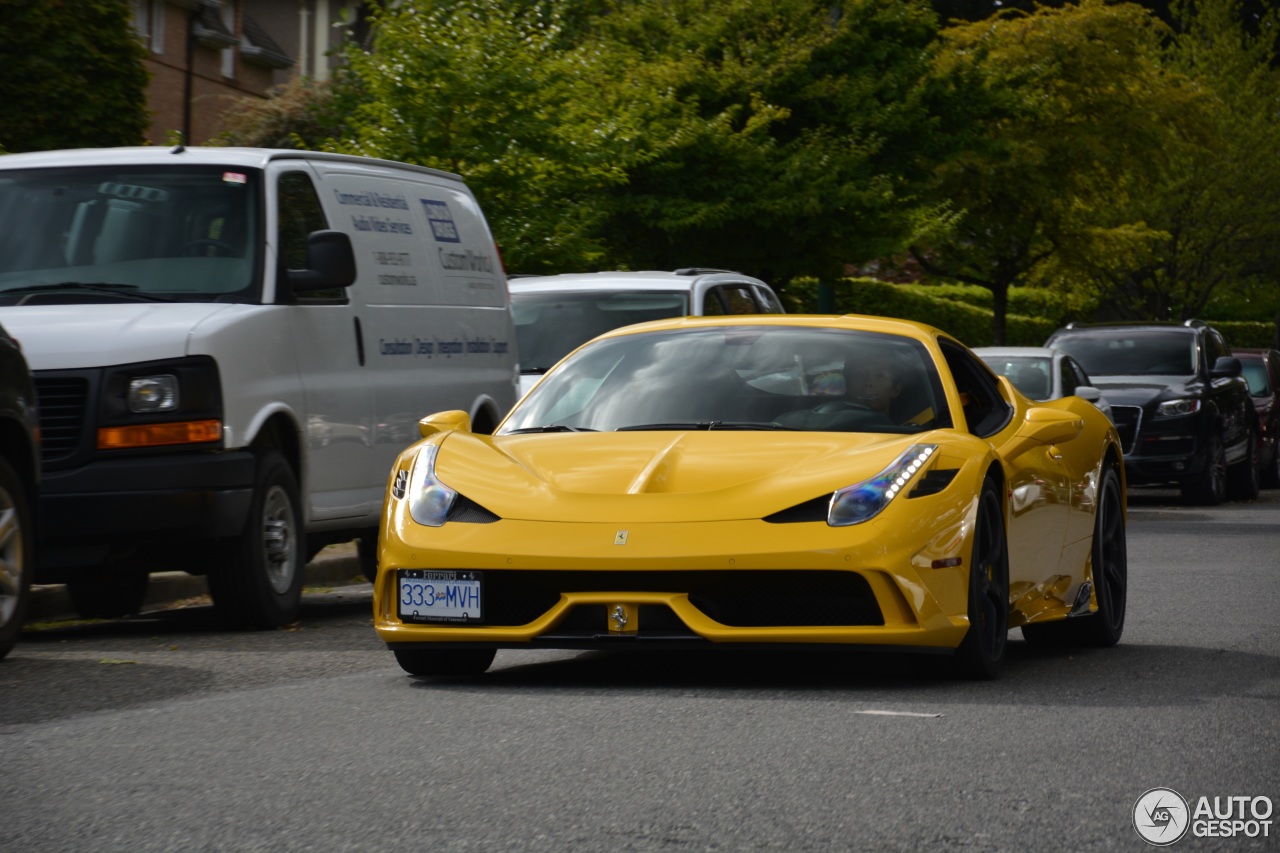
[1183,433,1226,505]
[356,531,378,583]
[0,456,34,659]
[66,569,150,620]
[208,450,304,629]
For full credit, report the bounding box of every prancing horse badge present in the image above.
[614,530,629,545]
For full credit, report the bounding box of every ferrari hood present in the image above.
[431,430,935,523]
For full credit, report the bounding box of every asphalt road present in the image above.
[1,488,1277,852]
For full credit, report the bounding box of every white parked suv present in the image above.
[509,269,784,396]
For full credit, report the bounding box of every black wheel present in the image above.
[208,450,304,629]
[393,648,495,677]
[954,476,1009,679]
[1023,464,1127,647]
[355,531,378,583]
[1226,427,1261,501]
[66,569,150,620]
[0,457,33,660]
[1266,439,1280,489]
[1183,432,1226,506]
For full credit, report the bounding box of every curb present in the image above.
[24,545,370,624]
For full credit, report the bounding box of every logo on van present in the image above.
[421,199,461,243]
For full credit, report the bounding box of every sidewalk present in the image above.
[25,543,369,624]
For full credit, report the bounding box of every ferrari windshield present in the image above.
[1051,330,1195,377]
[0,165,262,305]
[500,325,950,434]
[510,290,690,372]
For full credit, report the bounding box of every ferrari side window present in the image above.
[940,340,1012,438]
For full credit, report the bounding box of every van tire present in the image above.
[356,531,378,583]
[208,450,304,629]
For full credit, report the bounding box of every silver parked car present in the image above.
[974,345,1114,422]
[509,269,784,396]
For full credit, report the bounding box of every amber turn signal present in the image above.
[97,419,222,450]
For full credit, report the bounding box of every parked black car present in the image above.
[1235,348,1280,488]
[0,321,39,660]
[1045,320,1259,505]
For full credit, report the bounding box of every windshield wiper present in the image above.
[6,282,176,303]
[505,424,598,434]
[615,421,797,431]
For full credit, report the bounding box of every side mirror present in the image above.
[1210,356,1242,379]
[418,410,472,438]
[1002,407,1084,460]
[1075,385,1102,403]
[287,230,357,292]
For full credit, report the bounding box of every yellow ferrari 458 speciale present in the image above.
[373,315,1127,679]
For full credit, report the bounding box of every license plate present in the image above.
[397,570,482,623]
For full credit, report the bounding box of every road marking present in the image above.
[855,710,942,718]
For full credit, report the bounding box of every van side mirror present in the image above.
[1210,356,1242,378]
[287,230,357,292]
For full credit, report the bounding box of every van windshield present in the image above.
[0,165,262,305]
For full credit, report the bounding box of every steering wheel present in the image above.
[180,239,238,257]
[813,400,873,414]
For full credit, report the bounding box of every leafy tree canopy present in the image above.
[909,0,1214,342]
[0,0,149,153]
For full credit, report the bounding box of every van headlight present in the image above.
[1155,398,1200,418]
[408,444,457,527]
[828,444,937,527]
[128,375,179,412]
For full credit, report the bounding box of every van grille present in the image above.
[33,377,89,462]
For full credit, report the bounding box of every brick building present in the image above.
[128,0,367,145]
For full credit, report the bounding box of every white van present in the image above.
[0,146,517,628]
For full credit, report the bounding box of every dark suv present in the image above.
[1,321,39,660]
[1044,320,1258,505]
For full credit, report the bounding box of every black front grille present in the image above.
[473,570,883,628]
[33,376,89,462]
[1109,405,1142,455]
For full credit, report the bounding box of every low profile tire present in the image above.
[954,476,1009,679]
[208,450,304,629]
[393,648,495,677]
[1183,432,1226,506]
[355,531,378,583]
[0,456,34,660]
[1023,464,1127,648]
[66,570,150,620]
[1226,428,1261,501]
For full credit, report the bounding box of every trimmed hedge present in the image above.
[779,279,1280,350]
[780,278,1058,347]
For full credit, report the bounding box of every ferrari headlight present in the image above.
[1155,398,1201,418]
[407,444,457,527]
[827,444,937,527]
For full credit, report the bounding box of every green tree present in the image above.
[0,0,149,152]
[1085,0,1280,328]
[910,0,1211,343]
[587,0,947,285]
[333,0,634,272]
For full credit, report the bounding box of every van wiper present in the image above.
[615,421,797,431]
[505,424,598,434]
[7,282,175,302]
